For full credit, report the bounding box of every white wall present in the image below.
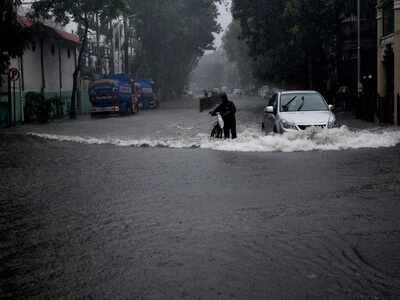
[44,40,59,92]
[10,38,77,93]
[20,40,42,91]
[60,44,76,91]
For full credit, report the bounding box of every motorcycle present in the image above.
[210,112,224,139]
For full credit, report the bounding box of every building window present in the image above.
[31,42,36,52]
[383,0,394,36]
[67,48,71,59]
[51,44,55,55]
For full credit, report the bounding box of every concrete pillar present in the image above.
[377,4,385,98]
[394,0,400,124]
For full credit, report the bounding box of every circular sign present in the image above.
[8,68,20,81]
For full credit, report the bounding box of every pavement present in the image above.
[335,111,380,130]
[1,96,400,299]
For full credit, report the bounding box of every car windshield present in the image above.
[280,93,328,112]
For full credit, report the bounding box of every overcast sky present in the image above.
[214,1,233,49]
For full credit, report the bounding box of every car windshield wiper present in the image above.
[282,96,297,111]
[297,97,305,111]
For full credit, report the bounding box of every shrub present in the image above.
[24,92,54,123]
[47,96,64,118]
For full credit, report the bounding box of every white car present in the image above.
[262,91,337,133]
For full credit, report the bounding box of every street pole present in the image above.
[7,74,12,128]
[13,80,16,126]
[357,0,361,97]
[124,16,129,74]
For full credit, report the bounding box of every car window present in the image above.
[280,93,328,112]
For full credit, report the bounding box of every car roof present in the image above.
[279,90,319,95]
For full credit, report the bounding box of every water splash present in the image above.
[27,126,400,153]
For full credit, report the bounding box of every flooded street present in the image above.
[1,96,400,299]
[3,0,399,298]
[9,96,400,153]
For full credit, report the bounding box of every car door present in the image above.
[263,93,278,133]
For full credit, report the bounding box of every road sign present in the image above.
[8,68,20,82]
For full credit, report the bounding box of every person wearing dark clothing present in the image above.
[210,93,237,139]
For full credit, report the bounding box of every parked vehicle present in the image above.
[258,85,270,98]
[262,90,337,134]
[232,88,243,96]
[135,80,157,109]
[89,75,139,116]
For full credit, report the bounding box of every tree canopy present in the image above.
[31,0,222,101]
[32,0,127,117]
[127,0,221,99]
[0,0,29,82]
[222,20,254,89]
[231,0,348,90]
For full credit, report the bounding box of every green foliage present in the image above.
[31,0,127,118]
[24,92,56,123]
[0,0,30,79]
[223,20,255,88]
[127,0,221,100]
[231,0,349,89]
[47,96,64,118]
[31,0,221,102]
[31,0,127,27]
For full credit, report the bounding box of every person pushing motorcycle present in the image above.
[210,93,237,139]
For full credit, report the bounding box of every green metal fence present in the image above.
[0,88,92,128]
[0,101,9,128]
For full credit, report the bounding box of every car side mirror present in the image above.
[264,106,274,114]
[328,104,334,111]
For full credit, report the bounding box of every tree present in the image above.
[126,0,221,100]
[231,0,347,90]
[0,0,29,83]
[223,20,254,89]
[32,0,127,118]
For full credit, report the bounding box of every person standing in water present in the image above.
[210,93,237,139]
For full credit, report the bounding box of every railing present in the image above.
[376,94,395,124]
[357,94,376,122]
[398,94,400,125]
[0,92,9,128]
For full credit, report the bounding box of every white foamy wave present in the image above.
[27,133,200,149]
[28,126,400,152]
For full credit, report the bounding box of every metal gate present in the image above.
[398,94,400,126]
[0,72,12,128]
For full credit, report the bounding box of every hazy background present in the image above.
[214,1,232,49]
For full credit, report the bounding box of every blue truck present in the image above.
[89,75,157,116]
[135,79,158,110]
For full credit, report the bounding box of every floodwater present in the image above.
[13,96,400,153]
[1,96,400,299]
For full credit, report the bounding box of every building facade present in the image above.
[377,0,400,125]
[82,18,130,78]
[340,1,377,96]
[0,18,90,127]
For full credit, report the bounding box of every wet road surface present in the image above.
[1,97,400,299]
